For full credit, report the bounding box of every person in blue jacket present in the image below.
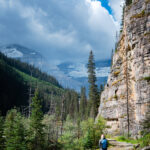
[99,134,108,150]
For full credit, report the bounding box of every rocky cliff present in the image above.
[97,0,150,136]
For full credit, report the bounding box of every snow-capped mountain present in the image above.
[0,44,83,90]
[58,60,111,92]
[0,44,111,93]
[0,44,43,67]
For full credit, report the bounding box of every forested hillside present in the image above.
[0,52,66,115]
[0,0,150,149]
[0,50,107,150]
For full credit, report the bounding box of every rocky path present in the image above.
[108,139,135,150]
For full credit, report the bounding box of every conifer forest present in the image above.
[0,0,149,150]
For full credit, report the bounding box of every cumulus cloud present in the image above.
[109,0,124,29]
[68,63,110,78]
[0,0,122,64]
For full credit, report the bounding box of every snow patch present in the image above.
[2,48,23,58]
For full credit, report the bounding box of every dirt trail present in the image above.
[108,139,134,150]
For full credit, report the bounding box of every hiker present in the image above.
[99,134,108,150]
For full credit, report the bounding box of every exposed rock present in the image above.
[141,146,150,150]
[97,0,150,136]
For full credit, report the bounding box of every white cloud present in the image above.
[0,0,122,63]
[69,64,88,77]
[96,67,110,77]
[109,0,124,30]
[68,63,110,78]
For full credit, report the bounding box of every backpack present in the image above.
[101,139,108,149]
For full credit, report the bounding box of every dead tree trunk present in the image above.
[126,49,130,138]
[28,69,33,117]
[60,95,65,136]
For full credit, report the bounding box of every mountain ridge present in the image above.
[0,44,111,92]
[0,52,64,115]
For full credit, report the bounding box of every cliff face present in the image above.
[97,0,150,136]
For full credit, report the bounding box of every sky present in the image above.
[0,0,124,65]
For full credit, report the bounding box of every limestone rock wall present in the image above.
[97,0,150,136]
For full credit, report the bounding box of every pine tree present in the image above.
[126,0,132,6]
[120,6,125,33]
[28,90,45,150]
[65,90,79,119]
[79,87,87,120]
[0,113,4,150]
[87,50,99,118]
[111,49,114,67]
[83,130,94,149]
[73,92,79,119]
[142,105,150,135]
[4,109,26,150]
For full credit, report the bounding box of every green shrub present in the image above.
[59,116,106,150]
[140,105,150,147]
[114,71,120,77]
[140,133,150,147]
[143,76,150,82]
[131,10,145,19]
[27,91,45,150]
[58,116,81,150]
[126,0,132,6]
[81,116,106,149]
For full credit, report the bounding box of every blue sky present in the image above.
[0,0,123,64]
[99,0,112,14]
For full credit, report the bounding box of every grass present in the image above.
[109,135,150,149]
[115,136,139,144]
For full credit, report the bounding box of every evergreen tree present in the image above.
[142,105,150,135]
[126,0,132,6]
[140,105,150,147]
[4,109,26,150]
[87,50,99,118]
[111,49,114,67]
[28,90,45,150]
[79,87,87,120]
[69,91,79,119]
[73,92,79,119]
[83,130,94,149]
[0,113,4,150]
[120,6,125,33]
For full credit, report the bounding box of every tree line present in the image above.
[0,50,105,150]
[0,50,149,149]
[0,52,61,88]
